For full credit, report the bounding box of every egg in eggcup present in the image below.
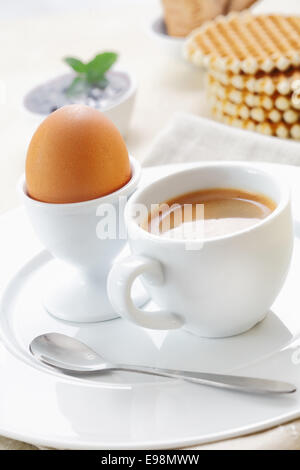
[19,105,144,323]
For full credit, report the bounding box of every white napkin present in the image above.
[142,113,300,168]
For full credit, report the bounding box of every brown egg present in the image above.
[25,104,131,203]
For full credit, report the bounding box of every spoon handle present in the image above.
[115,365,296,394]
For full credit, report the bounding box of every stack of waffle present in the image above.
[185,12,300,140]
[161,0,257,38]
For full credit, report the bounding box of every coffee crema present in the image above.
[142,188,276,240]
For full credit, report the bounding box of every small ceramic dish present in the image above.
[23,69,137,137]
[149,17,185,59]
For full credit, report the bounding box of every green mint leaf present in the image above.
[64,57,87,73]
[65,76,88,96]
[86,52,118,85]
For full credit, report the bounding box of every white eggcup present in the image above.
[20,157,141,323]
[108,162,294,338]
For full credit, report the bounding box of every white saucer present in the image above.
[1,162,300,449]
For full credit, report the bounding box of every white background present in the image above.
[0,0,156,19]
[0,0,299,214]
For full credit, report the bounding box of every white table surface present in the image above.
[1,0,300,451]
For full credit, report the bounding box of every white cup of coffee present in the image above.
[107,162,294,338]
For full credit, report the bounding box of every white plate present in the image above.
[1,162,300,450]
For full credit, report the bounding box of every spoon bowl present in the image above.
[30,333,111,372]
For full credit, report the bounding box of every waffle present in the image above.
[161,0,257,38]
[211,106,300,139]
[208,93,300,124]
[161,0,228,38]
[185,13,300,74]
[208,75,300,111]
[209,67,300,96]
[229,0,258,11]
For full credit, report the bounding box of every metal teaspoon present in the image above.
[29,333,297,395]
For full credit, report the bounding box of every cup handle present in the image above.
[107,255,185,330]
